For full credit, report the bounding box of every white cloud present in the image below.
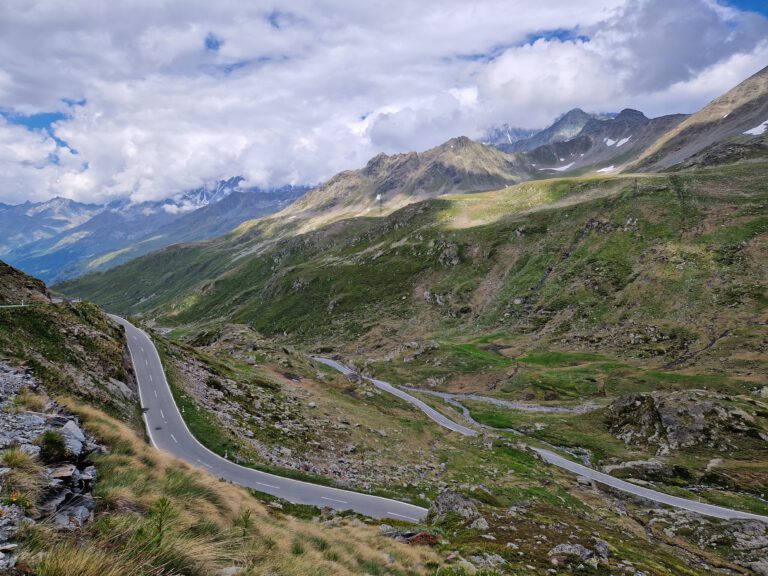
[0,0,765,204]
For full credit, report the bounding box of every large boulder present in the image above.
[59,420,86,458]
[428,491,489,530]
[548,543,597,566]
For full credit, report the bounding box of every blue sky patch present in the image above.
[266,10,301,29]
[205,32,224,52]
[721,0,768,16]
[205,32,223,51]
[0,108,77,154]
[454,43,518,63]
[525,28,590,45]
[454,28,588,63]
[2,110,67,130]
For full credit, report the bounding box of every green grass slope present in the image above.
[61,163,768,386]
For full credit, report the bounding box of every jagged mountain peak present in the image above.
[285,136,525,223]
[363,151,419,177]
[556,107,590,121]
[24,196,99,216]
[491,109,617,153]
[615,108,649,123]
[481,124,539,147]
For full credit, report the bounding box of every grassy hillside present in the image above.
[62,163,767,383]
[6,252,768,575]
[58,161,768,516]
[0,264,138,422]
[19,402,442,576]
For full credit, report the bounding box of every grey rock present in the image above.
[79,494,97,511]
[469,516,489,531]
[38,489,72,516]
[19,444,41,457]
[430,491,481,522]
[80,465,97,483]
[469,553,506,569]
[60,420,86,457]
[54,505,91,529]
[592,537,610,558]
[21,414,46,427]
[49,463,77,480]
[605,391,759,454]
[548,543,595,561]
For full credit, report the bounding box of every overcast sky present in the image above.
[0,0,766,205]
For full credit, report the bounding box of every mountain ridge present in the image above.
[634,64,768,170]
[1,182,308,283]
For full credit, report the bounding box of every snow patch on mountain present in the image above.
[744,119,768,136]
[540,162,575,172]
[604,136,632,147]
[163,177,245,214]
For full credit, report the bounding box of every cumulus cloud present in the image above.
[0,0,765,204]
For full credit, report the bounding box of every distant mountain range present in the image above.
[278,135,531,235]
[524,108,689,174]
[0,180,307,283]
[57,65,768,358]
[487,108,618,153]
[481,124,539,148]
[5,66,768,285]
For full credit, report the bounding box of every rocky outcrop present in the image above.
[0,261,51,305]
[547,537,610,569]
[646,509,768,575]
[604,390,767,455]
[428,491,489,530]
[0,362,104,570]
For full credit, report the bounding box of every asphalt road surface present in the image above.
[316,356,768,523]
[314,357,478,436]
[531,448,768,522]
[110,315,428,522]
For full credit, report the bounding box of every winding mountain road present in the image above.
[112,313,767,524]
[316,357,768,524]
[111,315,427,523]
[313,357,478,436]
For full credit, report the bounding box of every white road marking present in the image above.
[149,373,153,383]
[153,389,158,398]
[386,512,419,522]
[196,458,213,469]
[321,496,348,504]
[160,409,165,420]
[140,346,145,353]
[145,359,149,366]
[256,481,281,490]
[170,433,178,443]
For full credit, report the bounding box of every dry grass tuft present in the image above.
[1,447,47,513]
[19,399,442,575]
[14,387,48,412]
